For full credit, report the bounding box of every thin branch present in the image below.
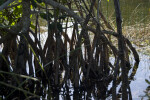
[45,0,83,23]
[113,0,128,99]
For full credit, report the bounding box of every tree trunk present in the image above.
[113,0,128,99]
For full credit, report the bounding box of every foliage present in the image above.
[0,0,141,100]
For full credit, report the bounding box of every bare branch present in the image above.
[45,0,83,23]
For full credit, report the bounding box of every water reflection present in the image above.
[25,62,141,100]
[42,55,149,100]
[0,0,149,100]
[130,54,150,99]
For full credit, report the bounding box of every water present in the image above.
[54,54,150,100]
[130,54,150,99]
[100,1,150,98]
[0,0,150,99]
[37,32,150,100]
[37,7,150,98]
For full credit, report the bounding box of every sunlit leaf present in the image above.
[30,14,33,18]
[145,40,149,44]
[40,2,45,7]
[11,22,15,26]
[30,23,36,29]
[107,0,109,2]
[31,0,37,8]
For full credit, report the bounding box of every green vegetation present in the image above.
[0,0,148,99]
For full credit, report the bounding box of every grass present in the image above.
[122,23,150,55]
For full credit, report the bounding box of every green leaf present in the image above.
[40,2,45,7]
[145,79,150,84]
[0,11,2,15]
[31,0,37,8]
[30,23,36,29]
[11,22,15,26]
[13,6,22,18]
[107,0,109,2]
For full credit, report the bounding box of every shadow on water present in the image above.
[0,22,147,100]
[0,60,140,100]
[0,0,150,100]
[29,62,141,100]
[49,57,149,100]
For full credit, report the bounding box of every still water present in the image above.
[129,54,150,99]
[39,34,150,99]
[1,0,149,99]
[102,0,150,99]
[39,1,150,99]
[27,0,150,99]
[64,0,150,99]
